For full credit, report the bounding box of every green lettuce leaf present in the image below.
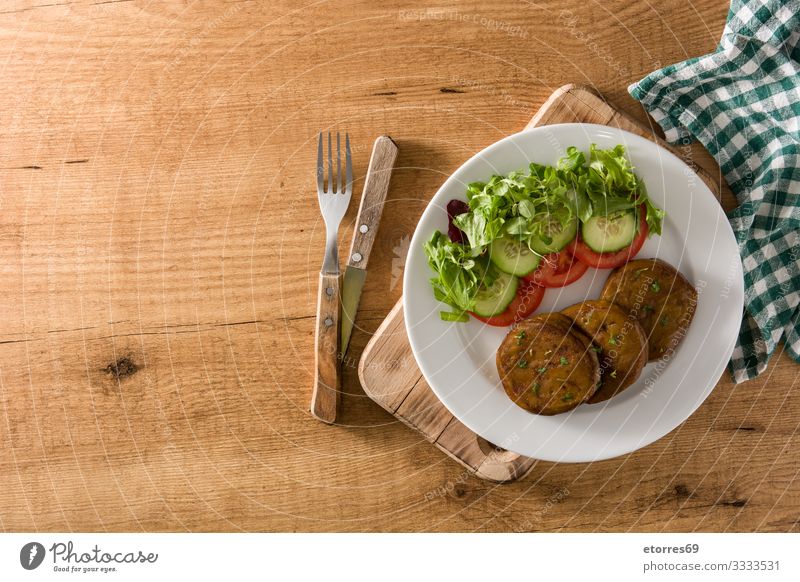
[424,143,665,321]
[423,230,479,317]
[582,144,664,234]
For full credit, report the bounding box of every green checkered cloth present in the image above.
[629,0,800,383]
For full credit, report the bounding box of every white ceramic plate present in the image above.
[403,123,744,463]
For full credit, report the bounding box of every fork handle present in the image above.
[311,272,341,424]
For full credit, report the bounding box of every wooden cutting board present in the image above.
[357,84,721,483]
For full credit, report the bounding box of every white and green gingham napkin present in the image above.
[628,0,800,383]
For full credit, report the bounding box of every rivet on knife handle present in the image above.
[339,136,399,356]
[346,136,399,270]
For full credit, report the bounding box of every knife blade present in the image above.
[340,135,399,355]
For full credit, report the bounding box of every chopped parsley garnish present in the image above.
[559,356,569,366]
[608,334,621,346]
[660,316,669,327]
[517,359,528,369]
[531,382,540,395]
[537,366,547,374]
[590,345,602,353]
[515,330,526,344]
[561,393,575,402]
[650,280,661,293]
[610,370,618,379]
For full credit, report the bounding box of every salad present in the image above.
[424,144,665,326]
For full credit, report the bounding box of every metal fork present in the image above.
[311,131,352,424]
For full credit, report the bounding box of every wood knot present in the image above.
[104,357,139,380]
[719,498,747,508]
[674,484,692,499]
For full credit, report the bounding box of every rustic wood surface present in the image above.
[0,0,797,532]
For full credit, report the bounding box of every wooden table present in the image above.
[0,0,797,532]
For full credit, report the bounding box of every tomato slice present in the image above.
[469,280,545,327]
[524,249,588,288]
[568,205,649,270]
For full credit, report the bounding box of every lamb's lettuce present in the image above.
[569,144,664,234]
[423,144,664,320]
[423,231,477,321]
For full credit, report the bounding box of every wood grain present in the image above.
[346,136,399,271]
[311,272,341,423]
[0,0,796,532]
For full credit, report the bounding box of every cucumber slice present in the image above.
[472,270,519,317]
[489,235,541,276]
[530,216,578,254]
[581,211,637,253]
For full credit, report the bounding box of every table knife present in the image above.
[340,135,399,355]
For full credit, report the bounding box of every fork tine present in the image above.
[345,133,353,195]
[336,133,342,194]
[326,131,333,194]
[316,132,324,193]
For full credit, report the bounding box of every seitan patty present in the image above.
[600,258,697,361]
[561,300,648,403]
[496,316,600,415]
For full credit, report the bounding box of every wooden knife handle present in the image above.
[346,136,399,270]
[311,272,341,424]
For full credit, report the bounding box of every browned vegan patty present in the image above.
[561,300,648,403]
[496,316,600,415]
[600,258,697,361]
